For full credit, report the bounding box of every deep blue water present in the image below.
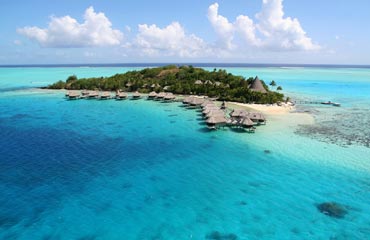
[0,67,370,239]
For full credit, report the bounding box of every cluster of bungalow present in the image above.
[182,96,266,132]
[65,89,266,132]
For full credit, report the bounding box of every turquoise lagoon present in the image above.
[0,66,370,239]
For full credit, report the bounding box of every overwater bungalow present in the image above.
[100,91,111,100]
[155,92,166,100]
[189,98,206,107]
[205,110,225,119]
[81,90,89,96]
[201,101,214,108]
[116,91,128,100]
[230,109,248,118]
[206,115,228,129]
[182,96,195,104]
[203,107,221,115]
[164,93,176,101]
[67,91,80,100]
[247,112,266,125]
[87,91,99,99]
[132,91,141,99]
[147,91,157,99]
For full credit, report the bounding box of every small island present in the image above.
[47,65,285,104]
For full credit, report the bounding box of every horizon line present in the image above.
[1,63,370,68]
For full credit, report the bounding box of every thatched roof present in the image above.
[125,82,133,87]
[204,80,213,85]
[156,92,166,98]
[247,112,266,121]
[203,106,220,114]
[241,117,254,127]
[250,76,267,93]
[81,90,89,96]
[100,91,111,97]
[206,116,227,125]
[194,80,203,85]
[189,98,206,106]
[230,109,248,118]
[164,93,175,100]
[215,81,221,86]
[88,91,99,97]
[182,96,195,104]
[148,91,157,97]
[201,101,214,108]
[117,92,128,97]
[68,91,80,97]
[132,91,141,97]
[206,110,225,119]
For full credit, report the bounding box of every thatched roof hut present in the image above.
[241,117,254,128]
[204,80,213,85]
[156,92,166,99]
[215,81,221,86]
[206,110,225,119]
[100,91,111,99]
[203,106,220,115]
[229,109,248,118]
[201,101,214,108]
[68,91,80,99]
[125,82,133,87]
[81,90,89,96]
[132,91,141,99]
[88,91,99,98]
[148,91,157,98]
[116,91,128,99]
[182,96,194,104]
[163,86,170,91]
[194,80,203,85]
[189,97,206,106]
[164,93,176,100]
[247,112,266,123]
[206,115,227,125]
[250,76,267,93]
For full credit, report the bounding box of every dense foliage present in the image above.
[48,65,284,104]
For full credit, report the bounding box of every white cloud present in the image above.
[17,7,123,48]
[133,22,209,58]
[208,0,320,51]
[207,3,235,50]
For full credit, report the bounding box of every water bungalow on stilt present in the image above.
[132,91,141,99]
[155,92,166,100]
[164,93,176,101]
[148,91,157,99]
[206,115,228,130]
[67,91,80,100]
[116,90,128,100]
[100,92,111,100]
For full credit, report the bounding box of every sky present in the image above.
[1,0,370,65]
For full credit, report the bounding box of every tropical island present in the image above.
[47,65,285,104]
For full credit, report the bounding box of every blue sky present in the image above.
[1,0,369,64]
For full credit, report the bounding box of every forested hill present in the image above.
[47,65,285,103]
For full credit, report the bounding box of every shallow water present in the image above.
[0,67,370,239]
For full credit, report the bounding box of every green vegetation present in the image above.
[48,65,284,104]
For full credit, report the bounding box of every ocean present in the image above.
[0,65,369,239]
